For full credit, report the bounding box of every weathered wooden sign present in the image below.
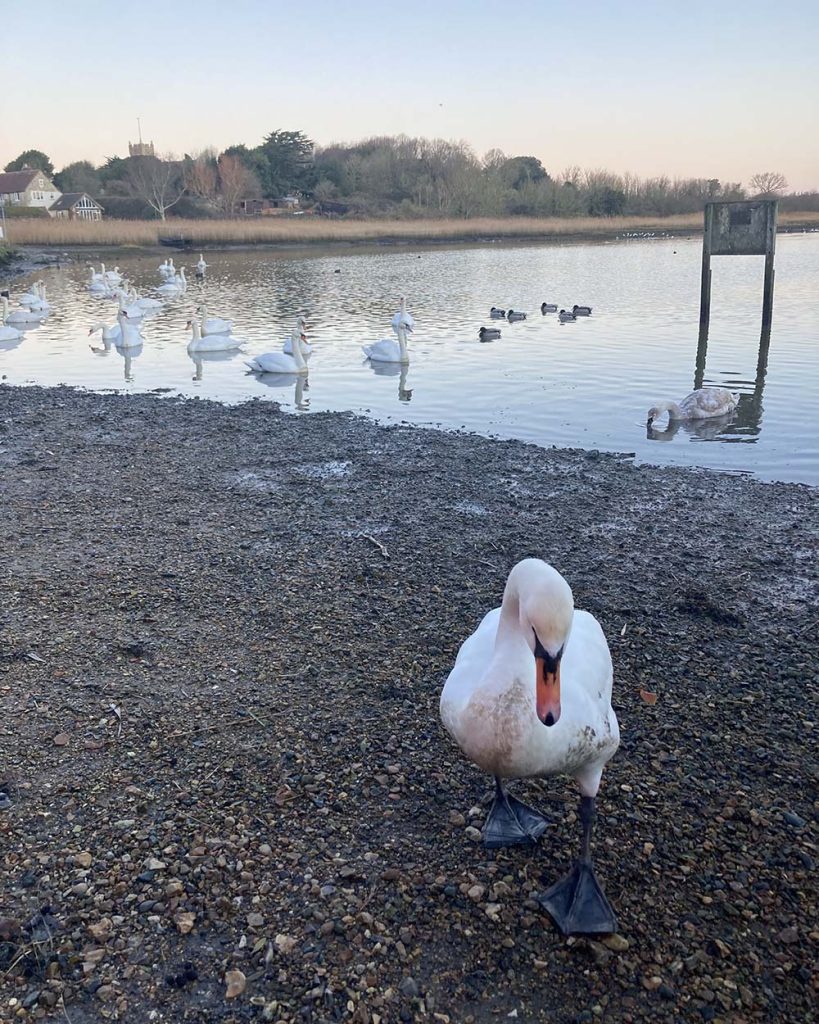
[700,199,777,332]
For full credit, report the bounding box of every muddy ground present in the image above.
[0,385,816,1023]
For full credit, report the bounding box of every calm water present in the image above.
[3,234,818,484]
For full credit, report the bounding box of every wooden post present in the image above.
[699,204,713,334]
[761,203,777,329]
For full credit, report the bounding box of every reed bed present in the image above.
[6,212,818,248]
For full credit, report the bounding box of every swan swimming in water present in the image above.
[0,298,24,342]
[187,318,244,352]
[363,323,410,364]
[646,387,739,426]
[440,558,620,935]
[197,304,232,336]
[246,322,309,374]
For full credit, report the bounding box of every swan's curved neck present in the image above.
[290,328,306,369]
[397,325,409,362]
[653,400,683,421]
[190,320,202,341]
[199,305,208,329]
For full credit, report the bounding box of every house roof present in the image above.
[50,192,102,212]
[0,169,42,194]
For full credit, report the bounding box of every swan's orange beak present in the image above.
[536,658,561,727]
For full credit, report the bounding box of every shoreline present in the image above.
[0,385,816,1023]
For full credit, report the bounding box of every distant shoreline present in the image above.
[3,211,818,253]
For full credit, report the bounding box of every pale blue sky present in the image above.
[2,0,817,189]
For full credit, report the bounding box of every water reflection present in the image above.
[647,412,737,443]
[249,370,310,409]
[189,348,244,381]
[2,235,818,483]
[367,359,413,402]
[90,336,142,381]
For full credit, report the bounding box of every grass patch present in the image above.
[4,212,818,249]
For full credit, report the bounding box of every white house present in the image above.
[50,192,104,221]
[0,167,61,211]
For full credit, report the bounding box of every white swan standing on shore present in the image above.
[187,319,244,352]
[246,323,309,374]
[0,298,24,342]
[647,387,739,426]
[440,558,620,935]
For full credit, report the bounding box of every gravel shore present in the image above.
[0,385,816,1023]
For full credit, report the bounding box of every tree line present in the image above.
[4,139,814,221]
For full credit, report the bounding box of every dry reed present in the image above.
[6,212,818,248]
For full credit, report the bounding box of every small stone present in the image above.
[275,933,297,955]
[399,977,419,999]
[259,844,273,856]
[659,985,676,1000]
[642,976,663,991]
[174,911,195,934]
[75,852,93,869]
[95,985,115,1002]
[165,881,184,897]
[52,733,70,746]
[783,811,806,828]
[602,933,630,952]
[467,884,485,901]
[247,912,264,928]
[144,858,166,871]
[87,919,112,940]
[465,826,483,842]
[22,990,41,1010]
[448,810,466,826]
[225,969,246,999]
[778,926,798,944]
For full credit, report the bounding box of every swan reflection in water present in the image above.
[90,335,142,382]
[647,411,738,443]
[248,369,310,410]
[188,348,245,382]
[367,359,413,402]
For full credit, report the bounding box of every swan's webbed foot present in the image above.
[536,858,617,935]
[483,779,550,849]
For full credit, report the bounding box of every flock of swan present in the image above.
[0,255,740,427]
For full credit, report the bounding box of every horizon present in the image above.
[2,0,818,192]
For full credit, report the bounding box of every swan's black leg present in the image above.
[536,796,617,935]
[483,777,550,849]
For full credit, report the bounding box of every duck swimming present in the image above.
[558,309,577,323]
[440,558,619,934]
[572,305,592,316]
[490,307,507,318]
[646,387,739,426]
[507,309,527,322]
[479,326,501,341]
[541,303,558,314]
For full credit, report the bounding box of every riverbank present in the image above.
[5,211,819,250]
[0,386,816,1023]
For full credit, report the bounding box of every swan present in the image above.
[104,266,123,284]
[118,293,144,320]
[479,326,501,341]
[187,318,243,352]
[5,301,47,324]
[246,324,308,374]
[0,298,24,342]
[541,302,558,314]
[196,254,208,277]
[197,304,233,336]
[507,309,527,322]
[18,282,42,307]
[646,387,739,426]
[158,258,175,278]
[282,316,311,355]
[117,311,144,349]
[558,310,576,323]
[363,323,410,364]
[88,269,110,293]
[572,305,592,316]
[440,558,619,935]
[391,296,415,334]
[156,269,185,296]
[131,291,162,311]
[490,307,507,318]
[89,318,122,342]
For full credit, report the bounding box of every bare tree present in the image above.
[126,153,186,220]
[185,151,219,204]
[748,171,788,197]
[217,154,261,215]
